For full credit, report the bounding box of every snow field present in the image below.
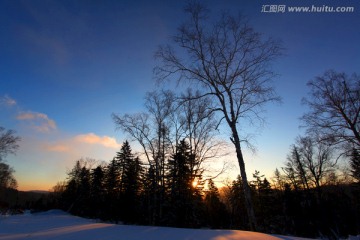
[0,210,314,240]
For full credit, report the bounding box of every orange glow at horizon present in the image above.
[18,181,55,192]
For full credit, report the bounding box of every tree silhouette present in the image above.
[0,127,20,190]
[283,136,336,199]
[113,90,224,224]
[204,179,228,228]
[104,157,121,221]
[117,141,143,223]
[167,139,204,227]
[302,70,360,153]
[154,2,282,230]
[350,148,360,182]
[0,127,20,162]
[90,165,105,218]
[0,162,17,189]
[53,140,360,238]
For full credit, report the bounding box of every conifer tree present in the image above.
[251,171,274,232]
[104,158,121,221]
[63,160,82,213]
[204,179,228,228]
[117,141,143,223]
[167,139,203,227]
[228,176,248,229]
[115,140,133,192]
[350,148,360,182]
[90,165,105,217]
[78,166,91,216]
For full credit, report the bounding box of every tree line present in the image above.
[53,140,228,228]
[50,85,230,225]
[48,137,359,239]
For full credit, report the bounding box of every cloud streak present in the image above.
[75,133,122,149]
[0,95,17,107]
[17,111,57,133]
[44,144,70,153]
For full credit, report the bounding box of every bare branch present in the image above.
[0,127,21,162]
[154,2,282,230]
[302,70,360,153]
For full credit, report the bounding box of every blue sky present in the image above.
[1,0,359,190]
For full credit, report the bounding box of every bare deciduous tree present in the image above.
[179,89,228,180]
[283,136,336,197]
[113,89,226,224]
[302,70,360,153]
[0,127,21,162]
[283,145,309,191]
[0,127,20,189]
[154,2,282,230]
[0,162,17,189]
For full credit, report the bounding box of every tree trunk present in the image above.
[231,126,258,231]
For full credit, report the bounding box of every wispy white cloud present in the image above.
[0,95,17,107]
[43,133,122,160]
[75,133,122,149]
[17,111,57,133]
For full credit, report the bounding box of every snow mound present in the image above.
[34,209,69,216]
[0,210,313,240]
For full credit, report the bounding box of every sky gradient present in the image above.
[1,0,359,191]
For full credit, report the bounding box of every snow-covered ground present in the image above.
[0,210,314,240]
